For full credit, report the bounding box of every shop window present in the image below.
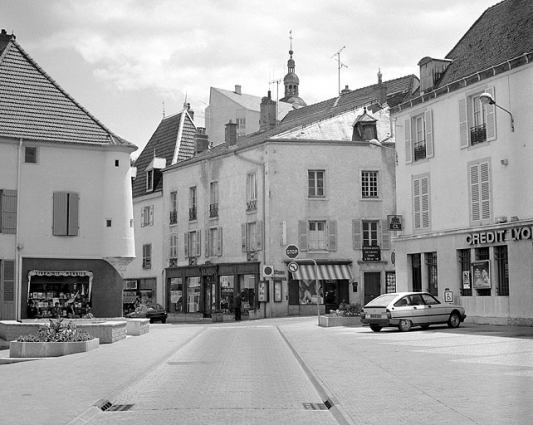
[411,253,422,292]
[299,220,337,252]
[240,274,256,310]
[142,244,152,269]
[298,280,323,305]
[308,170,325,197]
[495,245,509,296]
[0,189,17,234]
[169,278,183,313]
[459,87,496,147]
[184,230,201,257]
[425,252,438,296]
[53,192,79,236]
[458,249,472,296]
[404,110,434,163]
[413,174,430,231]
[361,171,378,198]
[241,221,263,252]
[141,205,154,227]
[25,146,37,163]
[475,247,491,296]
[220,276,235,313]
[186,277,200,312]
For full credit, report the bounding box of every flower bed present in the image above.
[319,303,361,327]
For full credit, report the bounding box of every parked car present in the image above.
[360,292,466,332]
[126,303,167,324]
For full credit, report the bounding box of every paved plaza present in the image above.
[1,318,533,425]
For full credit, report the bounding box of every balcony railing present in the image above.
[169,210,177,225]
[470,124,486,145]
[189,207,197,221]
[209,203,218,218]
[413,140,426,161]
[246,199,257,212]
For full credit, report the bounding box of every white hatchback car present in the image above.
[360,292,466,332]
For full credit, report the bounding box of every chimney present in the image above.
[225,120,237,147]
[418,57,452,94]
[194,127,209,154]
[0,29,15,42]
[340,85,351,95]
[260,90,277,131]
[184,102,194,121]
[234,85,242,95]
[377,69,387,105]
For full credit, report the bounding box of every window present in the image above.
[236,118,246,129]
[241,221,263,252]
[169,234,178,266]
[352,219,390,250]
[475,247,491,296]
[362,221,379,247]
[246,173,257,212]
[146,170,154,191]
[170,191,177,225]
[411,254,422,292]
[404,110,433,163]
[0,190,17,234]
[1,260,15,302]
[210,182,219,218]
[495,245,509,296]
[115,159,120,167]
[413,175,430,230]
[299,220,337,251]
[53,192,79,236]
[184,230,201,257]
[459,87,496,147]
[106,219,112,227]
[207,226,223,257]
[426,252,438,295]
[25,147,37,164]
[189,187,197,221]
[308,170,325,197]
[458,249,472,296]
[469,161,491,224]
[142,244,152,269]
[362,171,378,198]
[141,205,154,227]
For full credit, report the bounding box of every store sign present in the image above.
[466,226,533,246]
[362,246,381,261]
[124,280,137,290]
[387,215,402,231]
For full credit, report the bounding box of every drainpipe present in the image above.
[15,138,23,321]
[233,150,269,316]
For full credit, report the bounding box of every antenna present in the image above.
[269,72,283,120]
[331,46,347,95]
[289,29,293,51]
[162,101,165,118]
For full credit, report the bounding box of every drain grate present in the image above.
[94,399,112,411]
[106,404,134,412]
[303,402,327,410]
[324,399,334,409]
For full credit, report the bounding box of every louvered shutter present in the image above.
[141,207,145,228]
[425,110,434,158]
[149,205,154,226]
[352,219,361,250]
[217,227,223,256]
[3,260,15,302]
[205,229,210,257]
[255,221,263,251]
[328,220,337,251]
[196,230,201,257]
[421,177,430,229]
[381,219,391,250]
[413,179,421,229]
[68,192,79,236]
[53,192,68,235]
[485,87,496,141]
[470,165,480,222]
[241,224,247,252]
[184,232,189,258]
[405,118,412,164]
[459,98,468,148]
[1,190,17,234]
[298,220,308,251]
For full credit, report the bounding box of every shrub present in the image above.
[17,318,94,342]
[328,303,361,317]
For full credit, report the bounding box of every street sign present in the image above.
[285,244,299,259]
[287,261,299,273]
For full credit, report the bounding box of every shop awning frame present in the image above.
[290,263,354,281]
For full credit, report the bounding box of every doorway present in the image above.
[203,276,216,317]
[364,272,381,305]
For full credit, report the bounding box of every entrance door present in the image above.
[364,272,381,306]
[203,276,216,317]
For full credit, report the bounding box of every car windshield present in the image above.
[365,294,398,308]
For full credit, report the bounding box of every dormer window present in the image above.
[145,156,166,193]
[352,108,378,142]
[146,170,154,191]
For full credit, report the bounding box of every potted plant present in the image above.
[10,318,99,358]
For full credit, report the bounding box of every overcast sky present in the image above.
[3,0,502,155]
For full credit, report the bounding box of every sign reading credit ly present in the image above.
[466,226,533,246]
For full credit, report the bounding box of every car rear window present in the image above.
[365,294,398,307]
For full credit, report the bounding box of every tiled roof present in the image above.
[211,87,262,111]
[438,0,533,87]
[0,32,134,148]
[132,111,196,198]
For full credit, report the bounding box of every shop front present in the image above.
[287,260,353,315]
[166,262,259,318]
[122,278,156,315]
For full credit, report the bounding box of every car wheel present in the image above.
[370,325,382,332]
[161,318,166,324]
[448,312,461,328]
[420,324,430,329]
[398,319,412,332]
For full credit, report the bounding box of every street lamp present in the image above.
[479,92,515,132]
[369,139,398,164]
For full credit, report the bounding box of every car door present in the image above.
[407,294,430,325]
[421,293,449,324]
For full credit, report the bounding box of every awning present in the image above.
[291,264,353,281]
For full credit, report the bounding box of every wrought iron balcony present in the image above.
[470,124,486,145]
[189,207,197,221]
[209,203,218,218]
[246,199,257,212]
[413,140,426,161]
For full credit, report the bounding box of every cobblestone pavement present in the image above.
[1,318,533,425]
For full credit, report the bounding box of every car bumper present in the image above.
[360,317,400,327]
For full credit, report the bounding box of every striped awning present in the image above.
[291,264,353,281]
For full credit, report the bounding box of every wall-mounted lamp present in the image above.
[500,159,508,166]
[479,92,515,132]
[369,139,398,164]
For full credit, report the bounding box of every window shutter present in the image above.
[205,229,210,257]
[196,230,201,257]
[217,227,223,256]
[480,162,491,220]
[241,224,247,252]
[3,260,15,301]
[352,219,361,250]
[184,232,189,258]
[425,110,434,158]
[141,207,145,228]
[421,177,430,229]
[149,205,154,226]
[470,165,480,222]
[328,220,337,251]
[413,179,421,229]
[485,87,496,141]
[53,192,68,236]
[255,221,263,251]
[2,190,17,234]
[404,119,412,164]
[68,192,79,236]
[381,219,391,250]
[298,220,308,251]
[459,98,468,148]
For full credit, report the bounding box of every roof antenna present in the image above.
[331,46,347,95]
[162,101,165,118]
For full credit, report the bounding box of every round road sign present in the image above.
[287,261,299,273]
[285,244,299,259]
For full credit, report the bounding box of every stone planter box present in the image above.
[248,310,262,320]
[126,319,150,336]
[10,338,99,358]
[319,315,361,327]
[212,313,223,322]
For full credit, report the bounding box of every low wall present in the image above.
[10,338,100,358]
[319,316,361,327]
[126,319,150,336]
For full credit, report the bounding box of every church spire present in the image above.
[280,30,306,107]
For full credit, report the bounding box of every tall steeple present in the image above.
[280,30,306,107]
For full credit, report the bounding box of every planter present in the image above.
[248,310,261,320]
[212,313,223,322]
[319,315,361,328]
[10,338,99,358]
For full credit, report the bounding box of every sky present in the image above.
[2,0,503,156]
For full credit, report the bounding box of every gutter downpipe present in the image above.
[233,150,268,317]
[15,138,23,321]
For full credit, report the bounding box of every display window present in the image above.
[169,278,183,313]
[239,274,256,311]
[220,276,235,313]
[187,277,200,312]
